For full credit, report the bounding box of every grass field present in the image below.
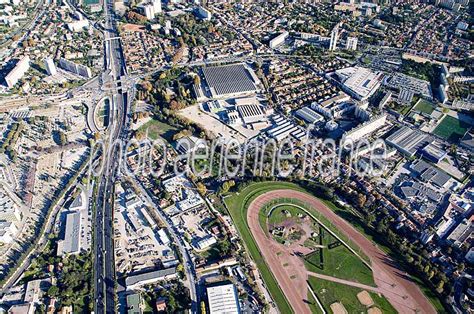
[304,227,375,286]
[262,202,375,286]
[413,99,435,115]
[308,277,397,314]
[224,181,306,314]
[138,119,178,142]
[224,181,444,313]
[433,115,471,142]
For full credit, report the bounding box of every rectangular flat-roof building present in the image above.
[207,283,240,314]
[384,73,432,100]
[236,103,265,125]
[125,267,177,290]
[295,107,324,124]
[386,126,428,157]
[335,66,383,101]
[269,31,289,49]
[5,56,30,88]
[202,64,258,98]
[57,212,81,256]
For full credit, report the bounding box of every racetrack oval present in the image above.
[246,189,436,314]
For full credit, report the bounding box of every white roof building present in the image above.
[5,55,30,88]
[57,212,81,256]
[0,221,18,244]
[335,66,383,101]
[207,283,240,314]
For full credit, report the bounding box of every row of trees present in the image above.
[335,183,454,302]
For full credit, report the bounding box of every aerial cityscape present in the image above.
[0,0,472,313]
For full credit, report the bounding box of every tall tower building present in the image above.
[44,58,57,76]
[329,25,340,51]
[346,36,358,51]
[153,0,161,14]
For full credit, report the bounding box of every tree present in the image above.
[47,285,59,297]
[217,238,231,256]
[196,182,207,196]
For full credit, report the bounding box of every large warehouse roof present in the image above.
[202,64,258,97]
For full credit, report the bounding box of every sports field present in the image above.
[308,277,397,314]
[413,99,435,115]
[260,201,374,286]
[224,182,438,314]
[224,181,305,314]
[433,115,471,142]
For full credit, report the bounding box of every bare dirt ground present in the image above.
[247,190,437,314]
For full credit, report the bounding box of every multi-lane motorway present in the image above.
[93,0,128,312]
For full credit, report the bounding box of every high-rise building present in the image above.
[153,0,162,13]
[329,22,342,51]
[44,58,57,76]
[346,36,358,51]
[269,31,289,49]
[5,55,30,88]
[58,58,92,78]
[143,4,155,20]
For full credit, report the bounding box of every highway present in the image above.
[93,0,128,312]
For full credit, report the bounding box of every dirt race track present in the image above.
[247,190,437,314]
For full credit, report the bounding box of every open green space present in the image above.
[308,277,397,314]
[260,201,374,286]
[433,115,471,142]
[138,119,179,142]
[224,182,373,313]
[224,181,444,313]
[267,205,306,226]
[304,227,375,286]
[224,181,305,314]
[413,99,435,115]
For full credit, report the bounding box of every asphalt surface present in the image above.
[93,0,128,312]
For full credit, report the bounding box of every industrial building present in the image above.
[410,159,453,189]
[269,31,289,49]
[334,66,383,101]
[57,211,81,256]
[4,56,30,88]
[295,107,324,124]
[125,267,177,290]
[422,141,447,163]
[58,58,92,78]
[196,235,217,250]
[201,64,259,98]
[385,126,429,157]
[207,282,240,314]
[236,102,265,125]
[267,115,306,142]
